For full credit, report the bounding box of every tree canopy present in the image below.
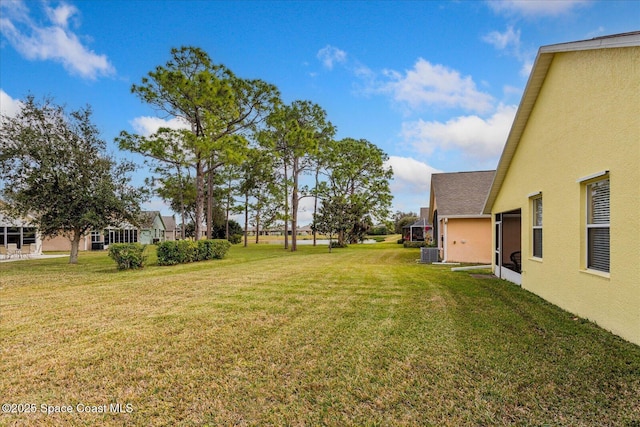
[118,46,280,239]
[0,96,145,263]
[315,138,393,245]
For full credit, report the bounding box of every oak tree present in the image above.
[0,96,145,264]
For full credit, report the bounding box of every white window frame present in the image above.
[530,194,543,259]
[585,177,610,273]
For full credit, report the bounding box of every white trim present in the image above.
[501,268,522,286]
[527,191,542,198]
[577,170,609,183]
[540,32,640,54]
[584,177,610,273]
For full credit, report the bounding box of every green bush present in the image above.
[210,239,232,259]
[228,234,242,244]
[157,239,231,266]
[108,243,147,270]
[177,240,198,263]
[403,241,427,248]
[397,239,405,244]
[156,241,179,265]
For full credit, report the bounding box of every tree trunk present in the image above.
[69,231,82,264]
[283,161,289,250]
[255,211,260,244]
[244,193,249,247]
[313,166,319,246]
[225,177,231,240]
[206,165,214,240]
[195,160,205,240]
[291,157,299,252]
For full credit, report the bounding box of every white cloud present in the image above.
[385,156,442,193]
[401,104,517,160]
[0,89,23,118]
[317,45,347,70]
[483,26,535,78]
[487,0,590,17]
[45,2,78,27]
[520,59,534,77]
[130,116,190,137]
[380,58,494,113]
[0,0,115,80]
[483,26,521,51]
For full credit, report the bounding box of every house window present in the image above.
[23,228,37,245]
[586,178,609,273]
[532,196,542,258]
[91,231,101,243]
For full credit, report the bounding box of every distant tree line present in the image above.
[0,45,394,263]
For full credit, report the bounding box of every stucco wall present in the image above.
[444,217,492,264]
[42,234,91,252]
[491,47,640,345]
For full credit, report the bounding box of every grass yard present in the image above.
[1,241,639,426]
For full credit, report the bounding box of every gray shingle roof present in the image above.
[431,170,495,216]
[162,215,177,230]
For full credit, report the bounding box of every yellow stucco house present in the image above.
[483,32,640,345]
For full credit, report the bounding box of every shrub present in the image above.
[330,241,348,249]
[108,243,147,270]
[210,239,232,259]
[176,240,198,263]
[397,239,405,244]
[403,241,427,248]
[369,226,388,235]
[156,239,231,266]
[156,241,180,266]
[228,234,242,244]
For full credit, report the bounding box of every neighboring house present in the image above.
[162,215,180,241]
[402,207,432,243]
[42,210,167,251]
[138,211,166,245]
[0,209,42,255]
[482,32,639,345]
[429,171,494,264]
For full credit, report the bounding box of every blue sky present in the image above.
[1,0,638,224]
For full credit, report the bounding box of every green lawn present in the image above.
[1,241,639,426]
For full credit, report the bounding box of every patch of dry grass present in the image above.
[1,242,639,426]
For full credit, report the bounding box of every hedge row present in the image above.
[403,241,429,248]
[108,243,147,270]
[156,239,231,266]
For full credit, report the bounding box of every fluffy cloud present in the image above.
[401,104,517,160]
[483,26,535,77]
[380,59,494,113]
[385,156,442,193]
[317,45,347,70]
[486,0,590,17]
[130,116,191,137]
[0,0,115,80]
[0,89,23,118]
[483,26,521,51]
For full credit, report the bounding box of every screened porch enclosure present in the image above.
[494,209,522,285]
[0,226,37,249]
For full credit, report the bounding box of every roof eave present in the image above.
[483,31,640,215]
